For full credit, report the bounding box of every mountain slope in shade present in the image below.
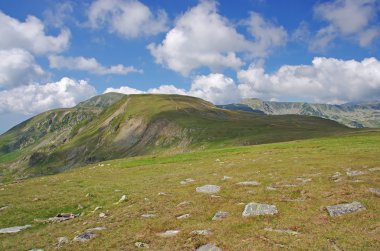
[224,99,380,128]
[0,94,350,180]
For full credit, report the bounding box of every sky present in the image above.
[0,0,379,133]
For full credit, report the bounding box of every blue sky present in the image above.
[0,0,379,133]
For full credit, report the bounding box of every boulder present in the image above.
[196,185,220,194]
[326,201,366,217]
[242,202,278,217]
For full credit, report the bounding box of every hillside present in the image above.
[0,131,379,250]
[218,99,380,128]
[0,94,350,180]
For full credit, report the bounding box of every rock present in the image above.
[296,177,312,183]
[92,206,102,213]
[157,230,180,237]
[326,201,366,217]
[28,249,44,251]
[237,181,260,186]
[158,192,167,196]
[141,213,156,218]
[177,201,191,207]
[212,211,229,221]
[73,232,96,242]
[346,170,366,176]
[114,194,127,204]
[369,167,380,172]
[77,204,84,210]
[369,187,380,196]
[85,193,93,198]
[0,205,9,211]
[86,227,106,231]
[48,213,76,223]
[331,172,342,182]
[222,176,232,180]
[0,224,31,233]
[57,236,69,248]
[266,186,277,191]
[191,229,213,236]
[196,185,220,194]
[135,241,150,248]
[264,227,300,235]
[180,178,195,185]
[196,244,222,251]
[210,195,221,198]
[177,214,191,220]
[242,202,278,217]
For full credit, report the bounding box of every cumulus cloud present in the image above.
[312,0,379,50]
[87,0,168,38]
[0,77,96,115]
[0,49,46,89]
[238,57,380,104]
[148,0,287,75]
[0,11,70,54]
[105,86,145,95]
[48,55,142,75]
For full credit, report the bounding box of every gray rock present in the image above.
[369,167,380,172]
[158,192,167,196]
[157,230,180,237]
[326,201,366,217]
[0,206,9,211]
[331,172,342,182]
[222,176,232,180]
[177,201,191,207]
[212,211,229,221]
[369,187,380,196]
[114,194,127,204]
[266,186,277,191]
[73,231,97,242]
[346,170,366,176]
[296,177,312,183]
[57,236,69,248]
[141,213,156,218]
[28,249,44,251]
[0,224,31,233]
[86,227,106,231]
[242,202,278,217]
[237,181,260,186]
[196,185,220,194]
[135,241,150,248]
[177,213,191,220]
[191,229,213,236]
[180,178,195,185]
[196,244,222,251]
[48,213,76,223]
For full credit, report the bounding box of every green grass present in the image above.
[0,130,379,250]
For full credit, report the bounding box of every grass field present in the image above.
[0,130,379,250]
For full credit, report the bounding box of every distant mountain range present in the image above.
[0,93,349,180]
[218,99,380,128]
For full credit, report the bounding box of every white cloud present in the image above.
[148,85,187,95]
[312,0,379,50]
[0,11,70,54]
[245,12,287,57]
[238,57,380,104]
[189,74,240,104]
[0,49,46,89]
[48,55,142,75]
[148,0,287,75]
[43,2,74,28]
[104,86,145,95]
[0,77,97,115]
[87,0,168,38]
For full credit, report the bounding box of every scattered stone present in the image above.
[77,204,84,210]
[85,193,93,198]
[0,224,31,233]
[28,249,44,251]
[57,236,69,248]
[222,176,232,180]
[157,230,180,237]
[331,172,342,182]
[99,213,107,218]
[135,241,150,248]
[326,201,366,217]
[191,229,213,236]
[114,194,127,204]
[48,213,76,223]
[0,206,9,211]
[92,206,102,213]
[86,227,106,231]
[177,201,191,207]
[266,186,277,191]
[141,214,156,218]
[237,181,260,186]
[180,178,195,185]
[346,170,366,177]
[196,244,222,251]
[32,197,40,202]
[296,177,312,183]
[73,232,97,242]
[242,202,278,217]
[196,185,220,194]
[114,189,121,192]
[215,159,220,162]
[158,192,167,196]
[144,197,150,201]
[369,167,380,172]
[177,214,191,220]
[210,195,221,198]
[212,211,229,221]
[264,227,300,235]
[368,187,380,196]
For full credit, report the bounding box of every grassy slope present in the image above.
[0,130,379,250]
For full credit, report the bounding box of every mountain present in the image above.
[0,94,350,180]
[219,99,380,128]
